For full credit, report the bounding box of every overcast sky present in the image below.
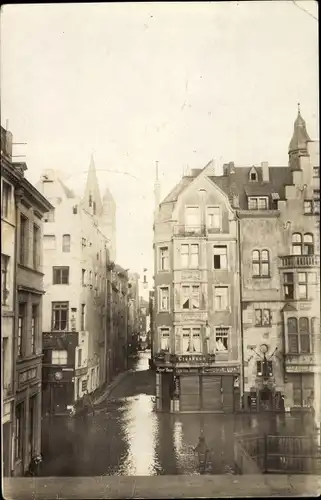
[1,1,319,289]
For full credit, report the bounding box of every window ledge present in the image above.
[252,275,271,279]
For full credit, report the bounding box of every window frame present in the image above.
[1,254,9,305]
[51,349,68,365]
[181,284,200,311]
[31,304,38,354]
[182,327,202,354]
[283,272,295,300]
[17,302,26,358]
[33,224,40,269]
[80,304,85,331]
[206,205,221,230]
[248,196,269,210]
[215,326,230,352]
[159,246,169,271]
[1,180,12,219]
[53,266,70,285]
[287,316,311,354]
[62,234,71,253]
[159,327,170,352]
[43,234,56,250]
[255,308,271,327]
[298,272,308,300]
[213,285,229,311]
[252,249,270,278]
[185,205,201,227]
[51,301,69,331]
[19,214,28,266]
[213,245,228,270]
[180,243,199,269]
[158,285,170,312]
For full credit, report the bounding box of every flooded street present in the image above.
[41,352,314,476]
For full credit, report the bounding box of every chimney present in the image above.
[229,162,236,174]
[261,161,269,182]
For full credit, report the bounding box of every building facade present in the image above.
[1,125,53,476]
[127,272,140,355]
[153,162,242,413]
[36,157,118,415]
[153,109,320,415]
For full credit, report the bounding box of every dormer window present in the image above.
[249,167,258,182]
[248,197,269,210]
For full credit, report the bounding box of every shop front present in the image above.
[156,365,240,413]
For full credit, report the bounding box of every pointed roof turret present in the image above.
[288,103,311,154]
[82,153,103,216]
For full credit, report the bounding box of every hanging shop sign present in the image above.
[156,367,174,373]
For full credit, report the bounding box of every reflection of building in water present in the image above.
[154,413,178,474]
[121,396,157,475]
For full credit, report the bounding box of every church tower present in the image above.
[288,104,312,171]
[81,154,103,218]
[101,185,116,262]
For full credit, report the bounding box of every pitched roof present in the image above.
[162,176,195,204]
[208,166,293,209]
[289,110,311,153]
[58,179,75,198]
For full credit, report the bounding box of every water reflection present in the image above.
[41,352,316,477]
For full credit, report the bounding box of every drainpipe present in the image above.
[236,213,245,410]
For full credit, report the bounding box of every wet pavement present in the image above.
[41,351,315,476]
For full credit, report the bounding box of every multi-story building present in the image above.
[108,264,129,376]
[127,272,140,355]
[1,125,53,476]
[153,108,320,415]
[36,156,117,415]
[211,108,320,414]
[153,161,242,413]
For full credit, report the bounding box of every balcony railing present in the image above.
[279,254,320,268]
[173,225,206,237]
[154,352,216,365]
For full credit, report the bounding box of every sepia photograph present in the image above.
[1,1,320,498]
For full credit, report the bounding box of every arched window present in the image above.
[303,233,314,255]
[287,317,298,353]
[252,249,270,277]
[287,317,298,334]
[299,317,310,353]
[292,233,302,255]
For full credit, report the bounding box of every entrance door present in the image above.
[221,376,234,412]
[180,375,200,411]
[161,372,172,411]
[201,376,222,411]
[259,387,273,411]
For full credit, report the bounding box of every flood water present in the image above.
[41,351,315,476]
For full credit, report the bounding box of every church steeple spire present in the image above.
[288,104,311,171]
[82,153,103,216]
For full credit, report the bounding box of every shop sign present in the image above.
[181,271,200,281]
[202,366,239,374]
[286,365,315,373]
[19,368,37,385]
[156,367,173,373]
